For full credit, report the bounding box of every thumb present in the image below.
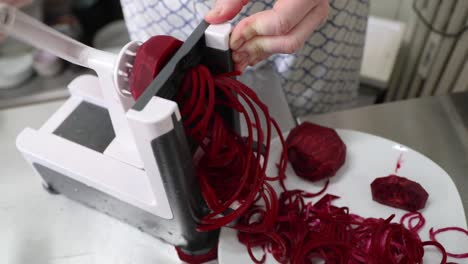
[205,0,249,24]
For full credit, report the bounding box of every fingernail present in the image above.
[206,7,222,18]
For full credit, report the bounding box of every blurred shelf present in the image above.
[0,66,92,110]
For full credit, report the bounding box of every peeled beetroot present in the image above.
[371,175,429,211]
[286,122,346,182]
[130,35,182,100]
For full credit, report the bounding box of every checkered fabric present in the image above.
[120,0,369,116]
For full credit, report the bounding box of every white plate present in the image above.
[218,129,467,264]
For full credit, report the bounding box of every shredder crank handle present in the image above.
[0,3,113,69]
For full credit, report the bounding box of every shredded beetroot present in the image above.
[286,122,346,182]
[175,246,218,264]
[130,35,283,233]
[400,212,425,233]
[130,38,465,263]
[130,35,284,261]
[237,190,446,264]
[422,241,448,264]
[430,227,468,258]
[174,66,287,234]
[371,175,429,212]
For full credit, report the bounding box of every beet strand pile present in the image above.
[170,65,466,264]
[173,65,468,264]
[238,190,452,264]
[175,66,286,233]
[127,34,468,263]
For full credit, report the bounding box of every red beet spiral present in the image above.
[130,37,465,263]
[286,122,346,182]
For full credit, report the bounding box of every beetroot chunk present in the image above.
[371,175,429,212]
[129,35,182,100]
[286,122,346,182]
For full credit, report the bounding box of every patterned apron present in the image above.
[120,0,369,116]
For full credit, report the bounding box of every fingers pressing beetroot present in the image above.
[371,175,429,212]
[286,122,346,182]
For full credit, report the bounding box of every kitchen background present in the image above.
[0,0,467,110]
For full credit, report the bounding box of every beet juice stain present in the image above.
[395,152,404,173]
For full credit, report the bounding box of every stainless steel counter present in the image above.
[300,92,468,217]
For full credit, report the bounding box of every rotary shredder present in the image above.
[1,4,238,258]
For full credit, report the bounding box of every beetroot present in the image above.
[130,35,182,100]
[131,36,466,264]
[175,246,218,264]
[174,66,287,234]
[371,175,429,211]
[430,227,468,258]
[286,122,346,182]
[131,37,287,262]
[237,190,450,264]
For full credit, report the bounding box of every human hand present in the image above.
[205,0,329,72]
[0,0,33,41]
